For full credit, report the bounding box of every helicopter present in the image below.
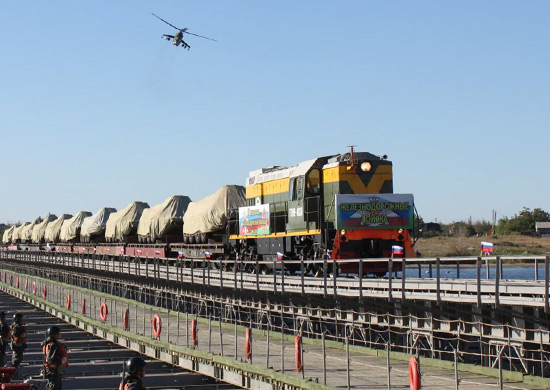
[152,13,217,50]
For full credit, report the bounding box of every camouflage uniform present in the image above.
[10,321,27,369]
[0,317,10,366]
[43,338,69,390]
[119,375,146,390]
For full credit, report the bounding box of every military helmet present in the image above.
[125,357,147,375]
[47,326,61,337]
[13,313,23,323]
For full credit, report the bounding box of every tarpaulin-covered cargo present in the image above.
[80,207,117,242]
[105,202,149,242]
[137,196,191,242]
[183,185,245,236]
[11,223,30,242]
[31,214,58,244]
[20,217,42,243]
[44,214,73,243]
[59,211,92,242]
[2,226,15,244]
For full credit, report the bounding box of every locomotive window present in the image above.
[306,169,321,195]
[289,177,304,201]
[296,176,304,200]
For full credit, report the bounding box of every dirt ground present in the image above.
[414,234,550,257]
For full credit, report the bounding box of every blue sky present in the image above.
[1,1,548,224]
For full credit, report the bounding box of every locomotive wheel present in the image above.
[313,265,323,278]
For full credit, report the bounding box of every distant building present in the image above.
[536,222,550,237]
[424,222,442,232]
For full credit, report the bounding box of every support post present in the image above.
[256,259,259,293]
[436,257,441,304]
[476,257,482,308]
[322,331,327,386]
[300,259,305,297]
[333,257,338,298]
[359,258,363,303]
[495,256,501,307]
[266,322,270,368]
[323,257,328,298]
[386,340,391,390]
[498,346,503,390]
[388,258,393,302]
[545,256,549,313]
[402,258,406,302]
[454,349,459,390]
[346,335,351,390]
[281,312,285,373]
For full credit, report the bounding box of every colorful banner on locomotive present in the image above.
[238,204,270,236]
[336,194,414,230]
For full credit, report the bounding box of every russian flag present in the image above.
[204,251,212,259]
[276,252,285,260]
[120,248,125,254]
[392,245,404,256]
[481,241,493,253]
[136,249,142,255]
[178,251,184,258]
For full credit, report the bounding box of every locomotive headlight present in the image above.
[360,161,372,172]
[398,229,404,234]
[340,229,346,236]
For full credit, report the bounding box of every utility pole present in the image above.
[492,210,497,235]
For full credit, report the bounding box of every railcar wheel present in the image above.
[200,233,207,244]
[313,265,323,278]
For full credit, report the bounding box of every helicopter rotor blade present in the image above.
[185,31,217,42]
[151,13,180,31]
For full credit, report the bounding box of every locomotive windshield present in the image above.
[306,169,321,195]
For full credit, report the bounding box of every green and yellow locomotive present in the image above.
[229,148,417,274]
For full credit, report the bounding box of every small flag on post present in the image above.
[178,251,184,258]
[481,241,493,256]
[392,245,404,256]
[276,252,285,260]
[204,251,212,259]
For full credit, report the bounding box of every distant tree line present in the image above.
[420,207,550,237]
[496,207,550,235]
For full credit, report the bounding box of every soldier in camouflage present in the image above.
[10,313,27,374]
[0,312,10,366]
